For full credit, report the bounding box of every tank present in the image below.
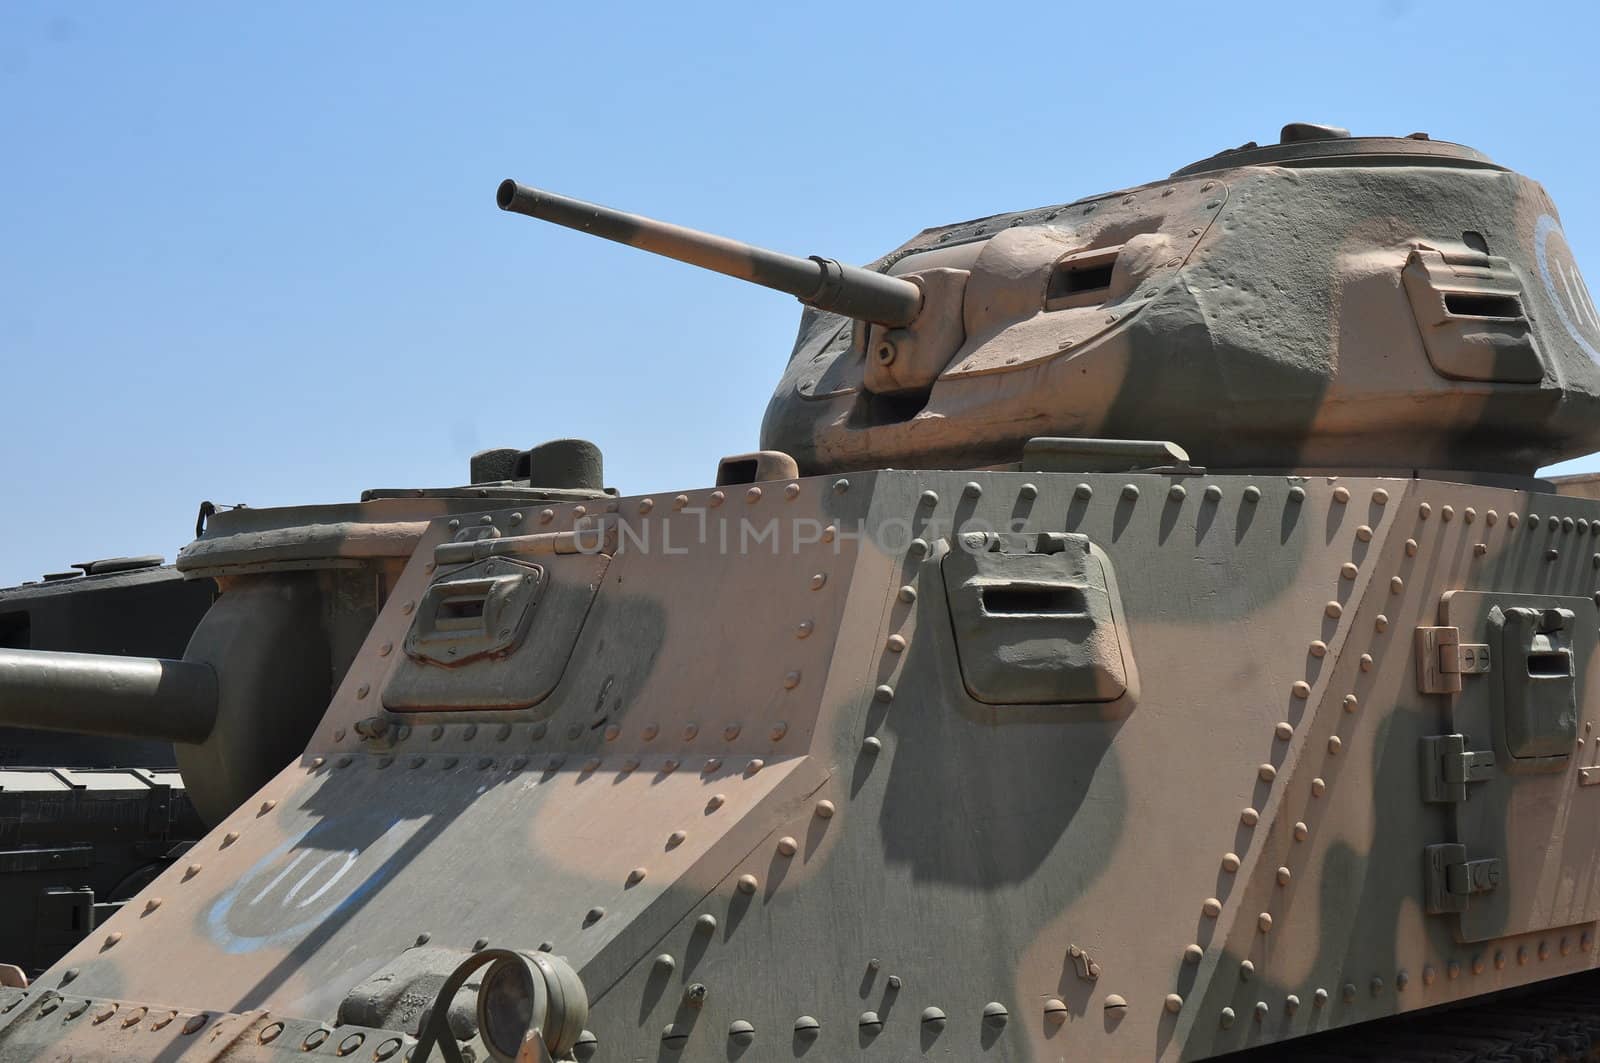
[3,122,1600,1062]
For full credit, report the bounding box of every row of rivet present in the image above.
[335,717,797,748]
[1206,930,1596,1029]
[1178,486,1393,985]
[14,992,408,1061]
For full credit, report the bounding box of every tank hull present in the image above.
[4,469,1599,1060]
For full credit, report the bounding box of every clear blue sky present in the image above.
[2,1,1596,585]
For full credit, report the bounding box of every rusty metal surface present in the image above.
[5,124,1600,1061]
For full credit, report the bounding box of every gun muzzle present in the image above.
[496,180,923,327]
[0,648,218,745]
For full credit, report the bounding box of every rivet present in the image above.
[1169,484,1187,502]
[1419,503,1431,520]
[1276,866,1291,886]
[861,735,882,755]
[982,1002,1009,1027]
[920,490,940,507]
[1291,680,1311,699]
[1184,944,1204,964]
[1344,694,1359,713]
[1311,777,1326,797]
[777,836,798,857]
[103,931,122,949]
[1373,488,1390,505]
[886,633,907,653]
[1327,736,1343,754]
[795,1015,821,1036]
[1340,562,1358,580]
[143,896,163,914]
[745,758,764,775]
[1390,576,1404,594]
[1240,807,1259,826]
[1221,852,1241,872]
[1494,950,1506,970]
[1075,483,1094,500]
[1019,482,1039,500]
[604,724,620,741]
[1312,987,1329,1007]
[1396,969,1410,990]
[1343,982,1357,1002]
[1370,976,1385,994]
[1202,897,1223,918]
[683,722,699,740]
[1288,485,1306,502]
[1375,614,1389,632]
[378,641,392,657]
[1325,601,1343,619]
[709,490,725,507]
[1547,548,1561,562]
[1257,912,1273,933]
[822,524,836,542]
[1449,961,1461,978]
[706,793,725,811]
[1293,821,1310,841]
[745,486,763,504]
[1442,505,1455,522]
[1258,763,1277,782]
[815,799,836,818]
[898,585,917,603]
[810,573,827,590]
[1275,721,1294,740]
[447,519,460,531]
[1517,945,1529,966]
[184,862,202,880]
[874,684,895,702]
[1042,999,1066,1024]
[1465,507,1477,524]
[584,906,605,926]
[401,600,415,615]
[1422,965,1436,986]
[1285,994,1300,1015]
[1164,993,1183,1014]
[858,1010,882,1030]
[794,620,813,640]
[1309,640,1327,657]
[1509,512,1521,528]
[909,537,930,557]
[1204,484,1224,502]
[1219,1007,1236,1028]
[1122,484,1140,501]
[1356,524,1374,542]
[1561,936,1572,955]
[1360,652,1374,671]
[963,481,982,499]
[1405,538,1419,556]
[833,478,850,494]
[1487,509,1499,525]
[727,1019,756,1046]
[581,757,600,772]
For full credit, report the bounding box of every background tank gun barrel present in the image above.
[496,179,923,327]
[0,648,217,745]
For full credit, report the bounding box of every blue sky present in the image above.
[2,1,1596,585]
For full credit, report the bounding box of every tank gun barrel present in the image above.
[0,648,217,745]
[496,180,923,327]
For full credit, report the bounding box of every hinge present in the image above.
[1419,734,1496,802]
[1415,625,1492,694]
[1424,843,1502,914]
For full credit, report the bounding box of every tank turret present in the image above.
[501,125,1600,478]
